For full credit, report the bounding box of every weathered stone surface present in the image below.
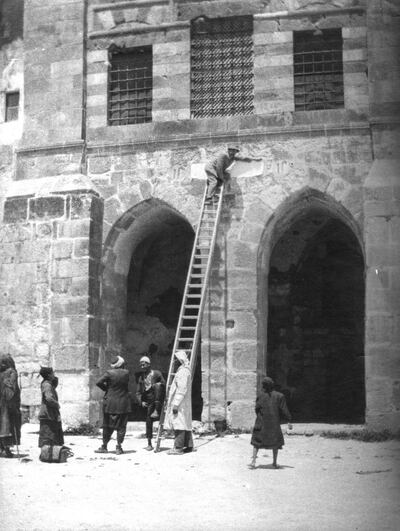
[29,196,65,220]
[3,198,28,223]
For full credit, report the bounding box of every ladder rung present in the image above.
[184,305,200,309]
[180,326,196,330]
[191,274,205,278]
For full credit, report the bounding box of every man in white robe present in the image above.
[165,350,193,455]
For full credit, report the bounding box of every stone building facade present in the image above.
[0,0,399,430]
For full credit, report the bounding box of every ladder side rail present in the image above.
[155,184,210,450]
[161,183,209,393]
[188,183,225,374]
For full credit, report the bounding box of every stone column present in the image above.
[1,175,103,426]
[364,161,400,430]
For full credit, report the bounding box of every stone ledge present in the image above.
[89,21,189,39]
[254,6,365,21]
[6,174,100,198]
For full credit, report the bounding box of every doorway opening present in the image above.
[265,197,365,423]
[102,199,202,421]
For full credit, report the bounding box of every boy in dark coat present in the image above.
[38,366,64,448]
[0,354,21,458]
[136,355,165,451]
[95,355,131,455]
[250,377,292,469]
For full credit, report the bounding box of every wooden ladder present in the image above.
[154,184,225,451]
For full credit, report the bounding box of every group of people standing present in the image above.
[0,356,63,458]
[1,351,292,469]
[94,349,193,456]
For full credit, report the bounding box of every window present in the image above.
[5,91,19,121]
[108,47,152,126]
[294,28,344,111]
[191,16,254,118]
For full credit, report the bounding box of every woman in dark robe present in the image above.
[0,354,21,458]
[38,367,64,448]
[250,376,292,469]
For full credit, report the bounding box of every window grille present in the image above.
[108,47,152,126]
[5,91,19,121]
[294,29,344,111]
[191,16,254,118]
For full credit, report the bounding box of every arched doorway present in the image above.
[101,199,202,421]
[260,190,365,423]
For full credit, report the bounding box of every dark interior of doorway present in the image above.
[267,217,365,423]
[125,211,203,421]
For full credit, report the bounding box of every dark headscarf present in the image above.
[39,366,53,379]
[0,354,15,372]
[262,377,274,393]
[39,366,59,387]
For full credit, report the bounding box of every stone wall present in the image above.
[0,175,103,425]
[1,0,399,430]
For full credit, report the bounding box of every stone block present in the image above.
[29,196,65,220]
[89,156,111,174]
[3,198,28,224]
[364,199,400,218]
[52,240,73,260]
[365,377,393,413]
[18,240,51,263]
[365,347,400,378]
[53,344,89,371]
[228,287,257,311]
[366,411,400,432]
[227,399,254,430]
[366,267,389,290]
[365,217,390,245]
[230,341,258,371]
[389,217,400,243]
[51,295,88,317]
[69,194,95,220]
[51,316,89,346]
[231,240,257,269]
[366,245,400,267]
[366,314,397,344]
[227,371,257,402]
[73,238,90,257]
[51,278,72,294]
[58,219,91,238]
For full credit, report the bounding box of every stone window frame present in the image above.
[107,45,153,126]
[190,15,255,119]
[5,90,20,122]
[293,28,344,112]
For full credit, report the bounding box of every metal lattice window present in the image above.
[191,16,254,118]
[5,91,19,122]
[294,29,344,111]
[108,47,152,126]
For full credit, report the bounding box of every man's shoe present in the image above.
[4,447,13,458]
[144,445,153,451]
[94,446,108,454]
[115,446,123,455]
[183,447,194,453]
[167,448,184,455]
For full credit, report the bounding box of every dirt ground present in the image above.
[0,423,399,531]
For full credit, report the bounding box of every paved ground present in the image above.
[0,423,399,531]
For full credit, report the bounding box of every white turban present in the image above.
[174,350,189,366]
[110,355,125,368]
[139,356,151,364]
